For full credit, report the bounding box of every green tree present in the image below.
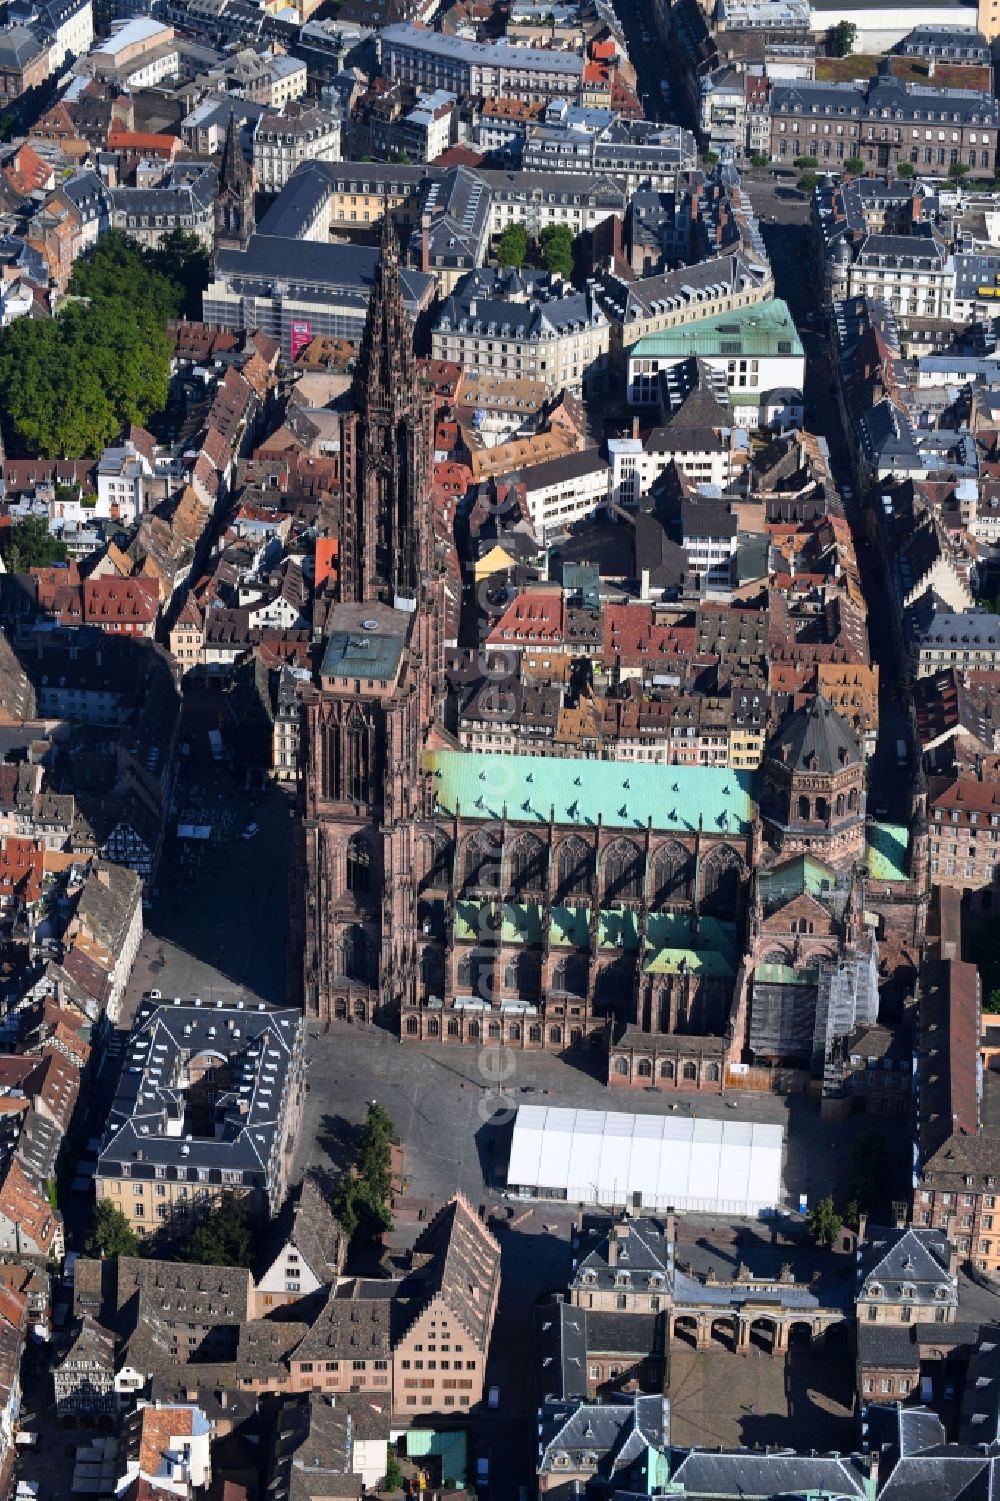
[948,161,970,182]
[87,1199,140,1259]
[798,172,820,194]
[0,232,176,458]
[843,157,866,176]
[701,150,719,166]
[896,161,916,178]
[4,514,68,571]
[332,1174,393,1244]
[145,229,210,320]
[539,223,574,280]
[180,1192,254,1267]
[384,1453,404,1492]
[806,1195,842,1248]
[794,155,819,169]
[497,222,528,269]
[331,1102,397,1247]
[829,19,857,56]
[749,152,769,169]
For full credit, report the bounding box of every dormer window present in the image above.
[867,1282,882,1298]
[614,1272,630,1286]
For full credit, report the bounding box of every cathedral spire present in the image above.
[338,205,433,606]
[220,109,250,192]
[352,207,416,413]
[214,110,254,254]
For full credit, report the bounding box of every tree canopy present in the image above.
[0,230,208,459]
[86,1199,140,1259]
[497,222,528,269]
[829,19,856,56]
[806,1195,842,1248]
[539,223,574,280]
[178,1192,255,1267]
[3,515,68,571]
[332,1102,397,1248]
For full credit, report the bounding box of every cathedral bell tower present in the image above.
[338,210,435,608]
[214,111,255,255]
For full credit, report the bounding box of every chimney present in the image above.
[631,415,640,438]
[856,1212,867,1249]
[607,1228,618,1267]
[948,1238,959,1279]
[421,210,431,274]
[95,865,111,889]
[664,1211,676,1247]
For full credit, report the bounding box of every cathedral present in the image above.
[296,230,928,1090]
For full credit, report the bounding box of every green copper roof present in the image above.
[630,298,804,363]
[425,750,757,836]
[645,948,735,977]
[453,902,590,946]
[758,854,838,904]
[452,903,738,973]
[867,822,910,883]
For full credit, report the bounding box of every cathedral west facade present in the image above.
[296,225,928,1089]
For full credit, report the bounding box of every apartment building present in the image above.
[770,75,998,176]
[95,996,306,1229]
[480,168,627,237]
[286,1281,392,1396]
[379,23,583,105]
[927,776,1000,890]
[517,448,609,539]
[521,121,697,193]
[914,609,1000,678]
[432,267,610,396]
[253,104,341,194]
[608,379,737,504]
[626,299,804,424]
[391,1196,500,1419]
[913,958,1000,1275]
[597,251,775,375]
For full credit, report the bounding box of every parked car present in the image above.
[488,1386,500,1410]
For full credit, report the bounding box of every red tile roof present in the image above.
[0,839,43,904]
[83,576,159,627]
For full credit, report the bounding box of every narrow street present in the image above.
[756,181,911,824]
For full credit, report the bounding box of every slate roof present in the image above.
[292,1286,391,1363]
[766,693,862,774]
[268,1171,346,1287]
[266,1393,362,1501]
[397,1194,500,1349]
[535,1299,588,1403]
[667,1449,869,1496]
[858,1321,921,1372]
[538,1393,669,1477]
[858,1225,953,1302]
[574,1218,669,1290]
[98,999,302,1183]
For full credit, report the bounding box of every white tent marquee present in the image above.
[505,1106,784,1216]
